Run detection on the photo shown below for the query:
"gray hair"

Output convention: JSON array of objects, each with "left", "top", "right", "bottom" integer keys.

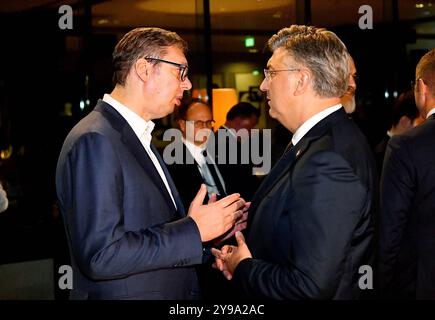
[{"left": 267, "top": 25, "right": 350, "bottom": 98}]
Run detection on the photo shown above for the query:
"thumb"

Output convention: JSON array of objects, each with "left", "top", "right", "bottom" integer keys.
[
  {"left": 235, "top": 231, "right": 246, "bottom": 247},
  {"left": 190, "top": 184, "right": 207, "bottom": 210}
]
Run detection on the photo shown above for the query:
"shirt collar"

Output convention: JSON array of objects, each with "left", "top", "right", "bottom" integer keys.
[
  {"left": 183, "top": 138, "right": 207, "bottom": 165},
  {"left": 292, "top": 104, "right": 342, "bottom": 146},
  {"left": 103, "top": 94, "right": 155, "bottom": 143},
  {"left": 222, "top": 125, "right": 237, "bottom": 138},
  {"left": 426, "top": 107, "right": 435, "bottom": 119}
]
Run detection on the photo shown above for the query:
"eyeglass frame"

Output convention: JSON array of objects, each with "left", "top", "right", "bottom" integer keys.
[
  {"left": 182, "top": 119, "right": 215, "bottom": 128},
  {"left": 145, "top": 57, "right": 189, "bottom": 81},
  {"left": 263, "top": 68, "right": 301, "bottom": 81}
]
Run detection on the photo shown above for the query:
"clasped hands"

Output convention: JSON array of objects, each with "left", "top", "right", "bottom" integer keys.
[{"left": 188, "top": 184, "right": 252, "bottom": 279}]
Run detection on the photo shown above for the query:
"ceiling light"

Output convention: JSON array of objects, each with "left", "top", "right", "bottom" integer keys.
[{"left": 97, "top": 19, "right": 109, "bottom": 25}]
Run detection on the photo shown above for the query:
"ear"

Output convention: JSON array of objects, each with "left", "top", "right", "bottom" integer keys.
[
  {"left": 134, "top": 58, "right": 150, "bottom": 82},
  {"left": 293, "top": 69, "right": 310, "bottom": 96},
  {"left": 178, "top": 119, "right": 186, "bottom": 133},
  {"left": 398, "top": 115, "right": 412, "bottom": 129}
]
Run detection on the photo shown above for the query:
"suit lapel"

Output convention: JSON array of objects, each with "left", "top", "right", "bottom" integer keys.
[
  {"left": 95, "top": 100, "right": 182, "bottom": 215},
  {"left": 150, "top": 144, "right": 186, "bottom": 216},
  {"left": 247, "top": 108, "right": 347, "bottom": 228},
  {"left": 247, "top": 142, "right": 305, "bottom": 227}
]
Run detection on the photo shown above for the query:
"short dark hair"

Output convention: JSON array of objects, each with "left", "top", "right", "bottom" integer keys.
[
  {"left": 177, "top": 98, "right": 211, "bottom": 120},
  {"left": 112, "top": 27, "right": 187, "bottom": 86},
  {"left": 391, "top": 90, "right": 419, "bottom": 127},
  {"left": 226, "top": 102, "right": 260, "bottom": 121}
]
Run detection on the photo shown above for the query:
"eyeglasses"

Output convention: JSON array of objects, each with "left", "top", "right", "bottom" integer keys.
[
  {"left": 263, "top": 68, "right": 300, "bottom": 81},
  {"left": 145, "top": 57, "right": 189, "bottom": 81},
  {"left": 183, "top": 119, "right": 215, "bottom": 128}
]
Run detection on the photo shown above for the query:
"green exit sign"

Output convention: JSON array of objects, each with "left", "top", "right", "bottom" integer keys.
[{"left": 245, "top": 36, "right": 255, "bottom": 48}]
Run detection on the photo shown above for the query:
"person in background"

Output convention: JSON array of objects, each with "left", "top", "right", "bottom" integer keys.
[
  {"left": 216, "top": 102, "right": 262, "bottom": 201},
  {"left": 168, "top": 98, "right": 227, "bottom": 209},
  {"left": 0, "top": 182, "right": 8, "bottom": 213},
  {"left": 380, "top": 49, "right": 435, "bottom": 299},
  {"left": 341, "top": 55, "right": 358, "bottom": 115},
  {"left": 374, "top": 90, "right": 420, "bottom": 176}
]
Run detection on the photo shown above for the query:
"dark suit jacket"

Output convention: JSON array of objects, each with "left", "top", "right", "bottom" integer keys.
[
  {"left": 233, "top": 108, "right": 377, "bottom": 299},
  {"left": 374, "top": 134, "right": 390, "bottom": 178},
  {"left": 214, "top": 126, "right": 261, "bottom": 201},
  {"left": 56, "top": 100, "right": 203, "bottom": 300},
  {"left": 380, "top": 114, "right": 435, "bottom": 299}
]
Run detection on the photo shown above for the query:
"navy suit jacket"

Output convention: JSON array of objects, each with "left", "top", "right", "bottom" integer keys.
[
  {"left": 233, "top": 108, "right": 377, "bottom": 299},
  {"left": 380, "top": 114, "right": 435, "bottom": 299},
  {"left": 56, "top": 100, "right": 203, "bottom": 300}
]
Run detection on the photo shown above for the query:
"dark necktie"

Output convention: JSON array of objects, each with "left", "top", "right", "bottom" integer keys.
[
  {"left": 203, "top": 151, "right": 227, "bottom": 198},
  {"left": 284, "top": 141, "right": 294, "bottom": 154}
]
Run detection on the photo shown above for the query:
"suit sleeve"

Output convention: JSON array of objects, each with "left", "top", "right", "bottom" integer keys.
[
  {"left": 379, "top": 136, "right": 415, "bottom": 291},
  {"left": 57, "top": 133, "right": 203, "bottom": 280},
  {"left": 233, "top": 150, "right": 371, "bottom": 299}
]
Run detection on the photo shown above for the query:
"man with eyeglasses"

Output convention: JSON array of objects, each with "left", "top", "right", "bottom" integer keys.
[
  {"left": 380, "top": 49, "right": 435, "bottom": 299},
  {"left": 168, "top": 98, "right": 226, "bottom": 209},
  {"left": 212, "top": 25, "right": 377, "bottom": 299},
  {"left": 340, "top": 55, "right": 358, "bottom": 115},
  {"left": 167, "top": 98, "right": 246, "bottom": 300},
  {"left": 56, "top": 27, "right": 246, "bottom": 300}
]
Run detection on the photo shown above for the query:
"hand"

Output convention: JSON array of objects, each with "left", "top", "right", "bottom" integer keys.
[
  {"left": 213, "top": 202, "right": 250, "bottom": 246},
  {"left": 188, "top": 184, "right": 245, "bottom": 242},
  {"left": 212, "top": 231, "right": 252, "bottom": 280}
]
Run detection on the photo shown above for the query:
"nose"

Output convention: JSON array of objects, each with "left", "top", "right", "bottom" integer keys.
[
  {"left": 182, "top": 76, "right": 192, "bottom": 90},
  {"left": 260, "top": 78, "right": 268, "bottom": 92}
]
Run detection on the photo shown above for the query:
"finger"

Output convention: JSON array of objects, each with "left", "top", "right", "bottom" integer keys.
[
  {"left": 225, "top": 209, "right": 243, "bottom": 225},
  {"left": 215, "top": 258, "right": 224, "bottom": 271},
  {"left": 227, "top": 199, "right": 246, "bottom": 213},
  {"left": 223, "top": 270, "right": 233, "bottom": 280},
  {"left": 208, "top": 193, "right": 218, "bottom": 204},
  {"left": 235, "top": 231, "right": 246, "bottom": 247},
  {"left": 216, "top": 193, "right": 240, "bottom": 208},
  {"left": 234, "top": 222, "right": 247, "bottom": 232},
  {"left": 189, "top": 184, "right": 207, "bottom": 211},
  {"left": 242, "top": 202, "right": 251, "bottom": 212},
  {"left": 211, "top": 248, "right": 223, "bottom": 258},
  {"left": 237, "top": 211, "right": 248, "bottom": 223}
]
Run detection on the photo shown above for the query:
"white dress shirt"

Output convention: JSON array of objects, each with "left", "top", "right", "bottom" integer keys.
[
  {"left": 426, "top": 107, "right": 435, "bottom": 119},
  {"left": 103, "top": 94, "right": 177, "bottom": 209},
  {"left": 183, "top": 138, "right": 226, "bottom": 198},
  {"left": 292, "top": 104, "right": 343, "bottom": 146}
]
